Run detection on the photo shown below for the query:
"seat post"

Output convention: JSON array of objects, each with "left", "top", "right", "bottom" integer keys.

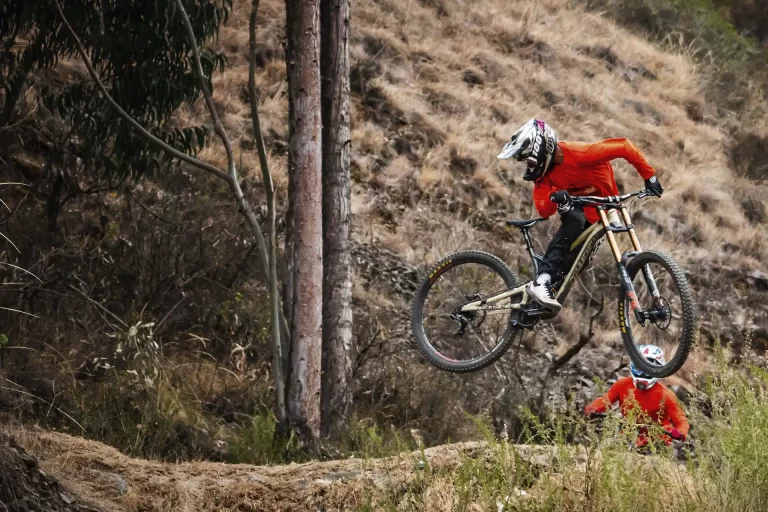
[{"left": 521, "top": 228, "right": 540, "bottom": 278}]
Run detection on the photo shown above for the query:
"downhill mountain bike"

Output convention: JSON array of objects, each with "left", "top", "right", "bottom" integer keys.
[{"left": 411, "top": 190, "right": 697, "bottom": 378}]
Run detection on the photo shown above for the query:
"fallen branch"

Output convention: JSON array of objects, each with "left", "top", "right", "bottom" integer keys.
[{"left": 536, "top": 295, "right": 605, "bottom": 410}]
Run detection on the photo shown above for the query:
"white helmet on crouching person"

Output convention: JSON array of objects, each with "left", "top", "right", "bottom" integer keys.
[{"left": 630, "top": 345, "right": 665, "bottom": 390}]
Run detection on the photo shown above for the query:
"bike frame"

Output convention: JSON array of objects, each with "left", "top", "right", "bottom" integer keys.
[{"left": 460, "top": 191, "right": 661, "bottom": 326}]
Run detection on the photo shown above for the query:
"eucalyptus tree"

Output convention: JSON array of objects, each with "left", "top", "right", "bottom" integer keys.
[{"left": 1, "top": 0, "right": 231, "bottom": 229}]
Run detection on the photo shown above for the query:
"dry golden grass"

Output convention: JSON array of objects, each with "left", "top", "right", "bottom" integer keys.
[
  {"left": 190, "top": 0, "right": 766, "bottom": 273},
  {"left": 177, "top": 0, "right": 768, "bottom": 382}
]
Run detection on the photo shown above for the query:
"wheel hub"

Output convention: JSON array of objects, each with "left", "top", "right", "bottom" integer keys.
[{"left": 651, "top": 296, "right": 672, "bottom": 329}]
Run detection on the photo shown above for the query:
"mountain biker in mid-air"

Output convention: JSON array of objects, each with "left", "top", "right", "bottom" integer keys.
[
  {"left": 584, "top": 345, "right": 690, "bottom": 448},
  {"left": 497, "top": 119, "right": 664, "bottom": 313}
]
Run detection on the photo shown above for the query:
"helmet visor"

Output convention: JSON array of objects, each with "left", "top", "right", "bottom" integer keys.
[
  {"left": 630, "top": 365, "right": 650, "bottom": 379},
  {"left": 497, "top": 139, "right": 527, "bottom": 160}
]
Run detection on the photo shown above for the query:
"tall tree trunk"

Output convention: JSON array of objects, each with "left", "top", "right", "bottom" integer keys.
[
  {"left": 285, "top": 0, "right": 323, "bottom": 440},
  {"left": 282, "top": 161, "right": 295, "bottom": 386},
  {"left": 320, "top": 0, "right": 353, "bottom": 436}
]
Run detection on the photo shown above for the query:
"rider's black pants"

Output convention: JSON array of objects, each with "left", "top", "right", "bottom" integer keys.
[{"left": 538, "top": 205, "right": 591, "bottom": 282}]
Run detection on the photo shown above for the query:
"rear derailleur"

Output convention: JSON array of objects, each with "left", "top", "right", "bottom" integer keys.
[{"left": 451, "top": 294, "right": 484, "bottom": 336}]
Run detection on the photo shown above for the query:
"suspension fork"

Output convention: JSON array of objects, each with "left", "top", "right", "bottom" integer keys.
[
  {"left": 619, "top": 206, "right": 662, "bottom": 302},
  {"left": 599, "top": 208, "right": 645, "bottom": 324}
]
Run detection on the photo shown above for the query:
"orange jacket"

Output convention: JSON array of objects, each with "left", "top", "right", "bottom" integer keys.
[
  {"left": 584, "top": 377, "right": 690, "bottom": 446},
  {"left": 533, "top": 139, "right": 656, "bottom": 224}
]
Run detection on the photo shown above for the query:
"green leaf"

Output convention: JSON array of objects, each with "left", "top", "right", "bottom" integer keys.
[{"left": 0, "top": 334, "right": 9, "bottom": 347}]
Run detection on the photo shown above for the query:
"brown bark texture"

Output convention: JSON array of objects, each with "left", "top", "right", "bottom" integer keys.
[
  {"left": 285, "top": 0, "right": 323, "bottom": 439},
  {"left": 320, "top": 0, "right": 353, "bottom": 435}
]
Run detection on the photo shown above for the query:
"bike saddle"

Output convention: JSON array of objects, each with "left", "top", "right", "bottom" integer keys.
[{"left": 506, "top": 217, "right": 547, "bottom": 228}]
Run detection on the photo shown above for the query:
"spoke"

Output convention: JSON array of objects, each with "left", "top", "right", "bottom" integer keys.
[
  {"left": 443, "top": 269, "right": 468, "bottom": 302},
  {"left": 452, "top": 267, "right": 469, "bottom": 298},
  {"left": 420, "top": 261, "right": 511, "bottom": 362}
]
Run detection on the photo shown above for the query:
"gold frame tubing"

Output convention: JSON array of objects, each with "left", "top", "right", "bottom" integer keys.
[
  {"left": 599, "top": 209, "right": 623, "bottom": 263},
  {"left": 620, "top": 206, "right": 643, "bottom": 251}
]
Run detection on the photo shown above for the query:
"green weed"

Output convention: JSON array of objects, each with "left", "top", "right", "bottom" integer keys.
[
  {"left": 354, "top": 347, "right": 768, "bottom": 511},
  {"left": 226, "top": 409, "right": 302, "bottom": 465}
]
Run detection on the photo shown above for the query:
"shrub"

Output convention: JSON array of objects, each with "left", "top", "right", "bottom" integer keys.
[
  {"left": 585, "top": 0, "right": 757, "bottom": 64},
  {"left": 227, "top": 410, "right": 302, "bottom": 464},
  {"left": 353, "top": 346, "right": 768, "bottom": 511}
]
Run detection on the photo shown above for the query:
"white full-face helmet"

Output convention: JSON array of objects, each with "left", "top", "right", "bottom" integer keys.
[
  {"left": 629, "top": 345, "right": 665, "bottom": 390},
  {"left": 497, "top": 119, "right": 558, "bottom": 182}
]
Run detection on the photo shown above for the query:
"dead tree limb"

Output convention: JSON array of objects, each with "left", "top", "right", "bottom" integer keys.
[{"left": 536, "top": 296, "right": 605, "bottom": 410}]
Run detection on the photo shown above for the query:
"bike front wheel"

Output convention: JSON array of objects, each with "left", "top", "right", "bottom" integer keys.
[
  {"left": 619, "top": 250, "right": 697, "bottom": 377},
  {"left": 411, "top": 250, "right": 520, "bottom": 373}
]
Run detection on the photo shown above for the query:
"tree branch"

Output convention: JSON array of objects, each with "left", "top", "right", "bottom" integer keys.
[
  {"left": 174, "top": 0, "right": 236, "bottom": 175},
  {"left": 50, "top": 0, "right": 229, "bottom": 181},
  {"left": 176, "top": 0, "right": 290, "bottom": 339},
  {"left": 536, "top": 296, "right": 605, "bottom": 410},
  {"left": 67, "top": 284, "right": 128, "bottom": 330},
  {"left": 53, "top": 0, "right": 292, "bottom": 388},
  {"left": 249, "top": 0, "right": 287, "bottom": 425}
]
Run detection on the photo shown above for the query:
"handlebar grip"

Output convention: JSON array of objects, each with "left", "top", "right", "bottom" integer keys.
[{"left": 550, "top": 190, "right": 570, "bottom": 204}]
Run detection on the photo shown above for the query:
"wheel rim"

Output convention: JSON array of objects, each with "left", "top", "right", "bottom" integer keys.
[
  {"left": 420, "top": 262, "right": 512, "bottom": 364},
  {"left": 625, "top": 262, "right": 685, "bottom": 365}
]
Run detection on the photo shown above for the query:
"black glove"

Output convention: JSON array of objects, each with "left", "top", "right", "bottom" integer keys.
[
  {"left": 644, "top": 175, "right": 664, "bottom": 197},
  {"left": 666, "top": 427, "right": 685, "bottom": 441},
  {"left": 550, "top": 190, "right": 572, "bottom": 213}
]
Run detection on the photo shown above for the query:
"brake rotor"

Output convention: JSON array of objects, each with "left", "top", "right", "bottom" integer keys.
[{"left": 655, "top": 296, "right": 672, "bottom": 330}]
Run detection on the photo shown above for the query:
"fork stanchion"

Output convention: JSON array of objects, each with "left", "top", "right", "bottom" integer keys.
[
  {"left": 620, "top": 206, "right": 643, "bottom": 251},
  {"left": 599, "top": 209, "right": 623, "bottom": 262}
]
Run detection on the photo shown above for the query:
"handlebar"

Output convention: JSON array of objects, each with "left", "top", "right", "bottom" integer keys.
[{"left": 551, "top": 190, "right": 651, "bottom": 207}]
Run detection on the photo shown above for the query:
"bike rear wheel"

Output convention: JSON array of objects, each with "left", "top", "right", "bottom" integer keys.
[
  {"left": 619, "top": 250, "right": 697, "bottom": 377},
  {"left": 411, "top": 251, "right": 520, "bottom": 373}
]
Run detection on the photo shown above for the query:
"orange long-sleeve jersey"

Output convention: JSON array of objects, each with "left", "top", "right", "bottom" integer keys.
[
  {"left": 533, "top": 139, "right": 656, "bottom": 224},
  {"left": 584, "top": 377, "right": 690, "bottom": 446}
]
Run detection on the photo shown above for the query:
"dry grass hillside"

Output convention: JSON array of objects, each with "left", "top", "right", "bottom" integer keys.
[
  {"left": 194, "top": 0, "right": 768, "bottom": 427},
  {"left": 219, "top": 0, "right": 768, "bottom": 316},
  {"left": 2, "top": 0, "right": 768, "bottom": 463},
  {"left": 228, "top": 0, "right": 766, "bottom": 265}
]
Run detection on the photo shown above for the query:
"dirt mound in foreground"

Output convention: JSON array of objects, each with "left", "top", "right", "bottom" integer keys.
[
  {"left": 9, "top": 427, "right": 693, "bottom": 512},
  {"left": 10, "top": 427, "right": 487, "bottom": 511},
  {"left": 0, "top": 434, "right": 98, "bottom": 512}
]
